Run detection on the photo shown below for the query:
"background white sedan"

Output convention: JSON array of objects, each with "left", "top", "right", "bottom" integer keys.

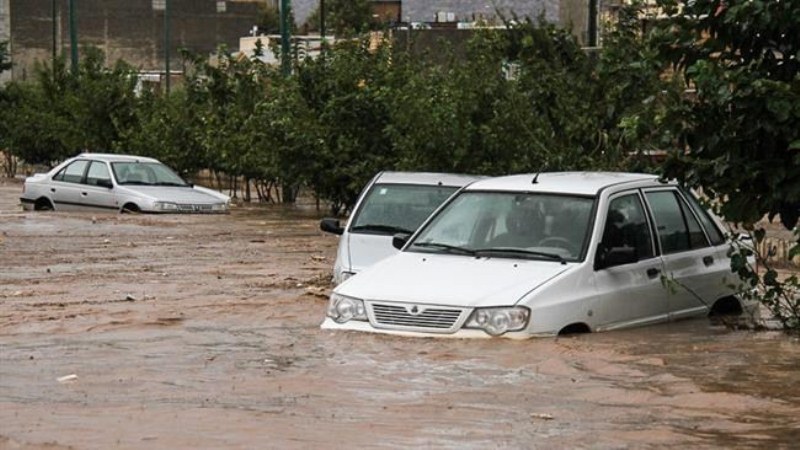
[{"left": 20, "top": 153, "right": 230, "bottom": 214}]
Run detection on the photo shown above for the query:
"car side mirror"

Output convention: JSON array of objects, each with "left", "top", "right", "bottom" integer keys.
[
  {"left": 97, "top": 179, "right": 113, "bottom": 189},
  {"left": 595, "top": 245, "right": 637, "bottom": 270},
  {"left": 320, "top": 218, "right": 344, "bottom": 235},
  {"left": 392, "top": 232, "right": 411, "bottom": 250}
]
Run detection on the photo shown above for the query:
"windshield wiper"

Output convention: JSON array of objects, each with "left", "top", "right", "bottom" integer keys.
[
  {"left": 351, "top": 224, "right": 413, "bottom": 234},
  {"left": 474, "top": 247, "right": 566, "bottom": 263},
  {"left": 154, "top": 182, "right": 189, "bottom": 187},
  {"left": 412, "top": 241, "right": 476, "bottom": 256},
  {"left": 120, "top": 181, "right": 152, "bottom": 186}
]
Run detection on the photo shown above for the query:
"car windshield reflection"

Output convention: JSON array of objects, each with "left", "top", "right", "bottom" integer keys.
[
  {"left": 350, "top": 184, "right": 458, "bottom": 235},
  {"left": 410, "top": 192, "right": 595, "bottom": 262},
  {"left": 111, "top": 162, "right": 189, "bottom": 187}
]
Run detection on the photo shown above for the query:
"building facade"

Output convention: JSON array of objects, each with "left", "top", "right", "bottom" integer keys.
[
  {"left": 8, "top": 0, "right": 261, "bottom": 81},
  {"left": 290, "top": 0, "right": 594, "bottom": 45}
]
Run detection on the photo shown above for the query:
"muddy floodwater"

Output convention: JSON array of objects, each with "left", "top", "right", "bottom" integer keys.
[{"left": 1, "top": 180, "right": 799, "bottom": 449}]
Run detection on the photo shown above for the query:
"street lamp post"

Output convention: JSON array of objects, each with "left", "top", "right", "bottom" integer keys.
[
  {"left": 320, "top": 0, "right": 325, "bottom": 40},
  {"left": 68, "top": 0, "right": 78, "bottom": 73},
  {"left": 165, "top": 0, "right": 171, "bottom": 93},
  {"left": 280, "top": 0, "right": 291, "bottom": 76}
]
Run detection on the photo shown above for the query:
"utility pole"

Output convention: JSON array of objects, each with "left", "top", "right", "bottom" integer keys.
[
  {"left": 165, "top": 0, "right": 171, "bottom": 93},
  {"left": 52, "top": 0, "right": 57, "bottom": 72},
  {"left": 319, "top": 0, "right": 325, "bottom": 40},
  {"left": 280, "top": 0, "right": 291, "bottom": 76},
  {"left": 588, "top": 0, "right": 598, "bottom": 47},
  {"left": 68, "top": 0, "right": 78, "bottom": 73}
]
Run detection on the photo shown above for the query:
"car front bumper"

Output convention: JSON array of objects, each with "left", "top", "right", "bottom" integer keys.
[{"left": 320, "top": 317, "right": 535, "bottom": 339}]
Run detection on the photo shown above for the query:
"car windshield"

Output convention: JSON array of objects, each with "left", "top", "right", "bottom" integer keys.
[
  {"left": 111, "top": 162, "right": 189, "bottom": 186},
  {"left": 350, "top": 184, "right": 459, "bottom": 235},
  {"left": 409, "top": 192, "right": 595, "bottom": 262}
]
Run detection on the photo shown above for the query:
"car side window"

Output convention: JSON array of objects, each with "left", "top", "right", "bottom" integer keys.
[
  {"left": 681, "top": 189, "right": 726, "bottom": 246},
  {"left": 645, "top": 190, "right": 709, "bottom": 254},
  {"left": 58, "top": 160, "right": 89, "bottom": 184},
  {"left": 602, "top": 194, "right": 654, "bottom": 260},
  {"left": 85, "top": 161, "right": 112, "bottom": 186}
]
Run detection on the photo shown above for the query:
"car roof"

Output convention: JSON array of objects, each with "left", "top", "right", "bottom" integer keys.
[
  {"left": 75, "top": 153, "right": 161, "bottom": 164},
  {"left": 465, "top": 172, "right": 662, "bottom": 196},
  {"left": 374, "top": 171, "right": 482, "bottom": 187}
]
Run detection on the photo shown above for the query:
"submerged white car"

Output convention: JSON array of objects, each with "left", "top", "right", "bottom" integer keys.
[
  {"left": 20, "top": 153, "right": 230, "bottom": 214},
  {"left": 320, "top": 171, "right": 481, "bottom": 285},
  {"left": 322, "top": 172, "right": 745, "bottom": 338}
]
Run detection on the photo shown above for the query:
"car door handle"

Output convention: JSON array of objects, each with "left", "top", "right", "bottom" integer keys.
[
  {"left": 703, "top": 256, "right": 714, "bottom": 266},
  {"left": 50, "top": 188, "right": 56, "bottom": 193},
  {"left": 81, "top": 192, "right": 88, "bottom": 196},
  {"left": 646, "top": 268, "right": 660, "bottom": 279}
]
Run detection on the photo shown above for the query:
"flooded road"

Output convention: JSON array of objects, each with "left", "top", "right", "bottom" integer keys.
[{"left": 1, "top": 180, "right": 799, "bottom": 449}]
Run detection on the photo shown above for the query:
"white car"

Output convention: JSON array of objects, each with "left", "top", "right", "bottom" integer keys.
[
  {"left": 322, "top": 172, "right": 745, "bottom": 338},
  {"left": 320, "top": 171, "right": 481, "bottom": 285},
  {"left": 20, "top": 153, "right": 230, "bottom": 213}
]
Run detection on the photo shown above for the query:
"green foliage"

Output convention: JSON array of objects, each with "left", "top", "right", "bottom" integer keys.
[
  {"left": 296, "top": 37, "right": 398, "bottom": 212},
  {"left": 729, "top": 230, "right": 800, "bottom": 332},
  {"left": 325, "top": 0, "right": 374, "bottom": 37},
  {"left": 3, "top": 48, "right": 138, "bottom": 166},
  {"left": 652, "top": 0, "right": 800, "bottom": 229},
  {"left": 256, "top": 2, "right": 281, "bottom": 34}
]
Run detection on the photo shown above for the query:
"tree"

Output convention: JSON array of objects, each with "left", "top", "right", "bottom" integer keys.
[
  {"left": 326, "top": 0, "right": 374, "bottom": 37},
  {"left": 256, "top": 2, "right": 281, "bottom": 34},
  {"left": 296, "top": 37, "right": 399, "bottom": 212},
  {"left": 653, "top": 0, "right": 800, "bottom": 229}
]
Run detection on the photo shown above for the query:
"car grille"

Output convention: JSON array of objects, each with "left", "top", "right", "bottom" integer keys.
[{"left": 370, "top": 303, "right": 465, "bottom": 332}]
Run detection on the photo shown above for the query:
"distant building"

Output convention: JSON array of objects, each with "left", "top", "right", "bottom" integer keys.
[
  {"left": 8, "top": 0, "right": 261, "bottom": 82},
  {"left": 289, "top": 0, "right": 600, "bottom": 46}
]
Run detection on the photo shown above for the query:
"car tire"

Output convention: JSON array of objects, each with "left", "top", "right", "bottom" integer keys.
[
  {"left": 121, "top": 203, "right": 141, "bottom": 214},
  {"left": 34, "top": 198, "right": 54, "bottom": 211}
]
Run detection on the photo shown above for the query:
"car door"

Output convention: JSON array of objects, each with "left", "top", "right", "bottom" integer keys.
[
  {"left": 50, "top": 159, "right": 90, "bottom": 211},
  {"left": 591, "top": 191, "right": 669, "bottom": 330},
  {"left": 79, "top": 160, "right": 118, "bottom": 212},
  {"left": 643, "top": 189, "right": 725, "bottom": 320}
]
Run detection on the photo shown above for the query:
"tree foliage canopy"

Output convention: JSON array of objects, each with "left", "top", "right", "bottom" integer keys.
[{"left": 653, "top": 0, "right": 800, "bottom": 228}]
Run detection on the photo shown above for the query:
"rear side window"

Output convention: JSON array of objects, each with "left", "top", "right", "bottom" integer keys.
[
  {"left": 646, "top": 190, "right": 709, "bottom": 254},
  {"left": 54, "top": 160, "right": 89, "bottom": 184},
  {"left": 86, "top": 161, "right": 112, "bottom": 186},
  {"left": 681, "top": 189, "right": 726, "bottom": 246}
]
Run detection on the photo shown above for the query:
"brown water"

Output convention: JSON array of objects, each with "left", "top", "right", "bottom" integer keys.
[{"left": 1, "top": 180, "right": 799, "bottom": 449}]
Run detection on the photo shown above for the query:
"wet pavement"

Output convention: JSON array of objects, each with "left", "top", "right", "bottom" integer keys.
[{"left": 1, "top": 180, "right": 799, "bottom": 449}]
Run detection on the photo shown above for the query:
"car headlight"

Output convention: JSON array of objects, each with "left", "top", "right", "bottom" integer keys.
[
  {"left": 210, "top": 202, "right": 228, "bottom": 212},
  {"left": 327, "top": 293, "right": 367, "bottom": 324},
  {"left": 465, "top": 306, "right": 530, "bottom": 336},
  {"left": 153, "top": 201, "right": 178, "bottom": 211}
]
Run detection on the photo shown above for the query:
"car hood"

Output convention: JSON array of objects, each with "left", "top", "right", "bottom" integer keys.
[
  {"left": 347, "top": 233, "right": 397, "bottom": 273},
  {"left": 338, "top": 251, "right": 574, "bottom": 308},
  {"left": 119, "top": 186, "right": 226, "bottom": 203}
]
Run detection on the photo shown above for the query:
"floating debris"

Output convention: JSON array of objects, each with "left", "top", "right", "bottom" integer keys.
[{"left": 57, "top": 374, "right": 78, "bottom": 383}]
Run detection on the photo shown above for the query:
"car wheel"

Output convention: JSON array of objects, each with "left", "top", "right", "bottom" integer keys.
[
  {"left": 121, "top": 203, "right": 141, "bottom": 214},
  {"left": 558, "top": 323, "right": 591, "bottom": 336},
  {"left": 34, "top": 198, "right": 54, "bottom": 211}
]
